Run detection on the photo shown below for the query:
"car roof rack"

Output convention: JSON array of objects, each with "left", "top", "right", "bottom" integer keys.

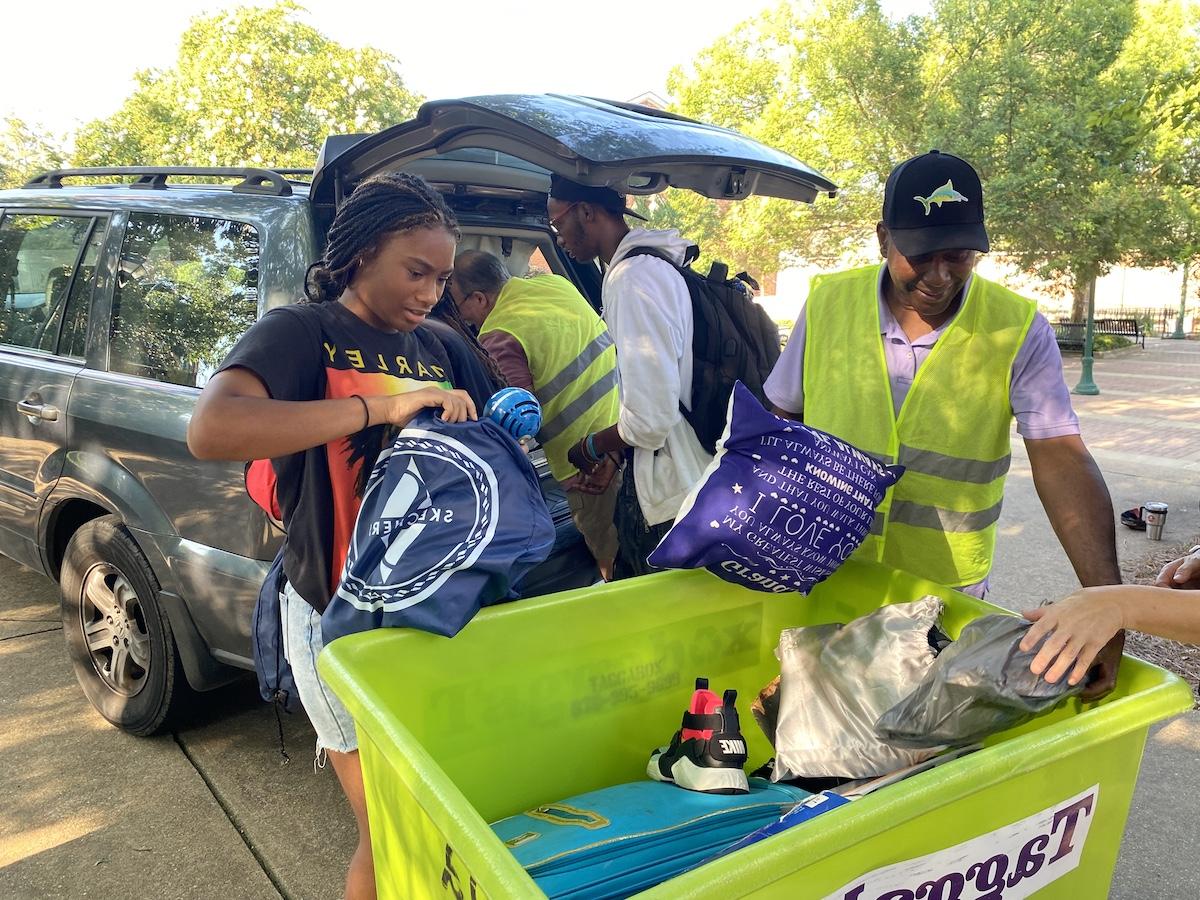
[
  {"left": 273, "top": 168, "right": 315, "bottom": 184},
  {"left": 23, "top": 166, "right": 303, "bottom": 197}
]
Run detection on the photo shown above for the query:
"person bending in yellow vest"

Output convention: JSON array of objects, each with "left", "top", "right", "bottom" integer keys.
[
  {"left": 449, "top": 250, "right": 622, "bottom": 580},
  {"left": 765, "top": 150, "right": 1124, "bottom": 698}
]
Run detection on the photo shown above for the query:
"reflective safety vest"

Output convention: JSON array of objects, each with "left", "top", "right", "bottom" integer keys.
[
  {"left": 803, "top": 265, "right": 1036, "bottom": 587},
  {"left": 481, "top": 274, "right": 619, "bottom": 482}
]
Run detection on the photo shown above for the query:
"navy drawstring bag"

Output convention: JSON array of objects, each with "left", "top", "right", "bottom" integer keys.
[
  {"left": 247, "top": 305, "right": 322, "bottom": 718},
  {"left": 251, "top": 546, "right": 302, "bottom": 717},
  {"left": 321, "top": 410, "right": 556, "bottom": 643}
]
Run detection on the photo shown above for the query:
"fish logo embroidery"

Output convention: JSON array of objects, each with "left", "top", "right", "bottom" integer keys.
[{"left": 913, "top": 179, "right": 969, "bottom": 215}]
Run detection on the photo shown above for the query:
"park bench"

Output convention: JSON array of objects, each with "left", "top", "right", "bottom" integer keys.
[{"left": 1054, "top": 318, "right": 1146, "bottom": 351}]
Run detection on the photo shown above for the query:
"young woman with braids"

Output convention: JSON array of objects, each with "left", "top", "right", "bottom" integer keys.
[{"left": 189, "top": 171, "right": 474, "bottom": 899}]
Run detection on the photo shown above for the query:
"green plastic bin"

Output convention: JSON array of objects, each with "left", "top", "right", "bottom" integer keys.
[{"left": 319, "top": 560, "right": 1192, "bottom": 900}]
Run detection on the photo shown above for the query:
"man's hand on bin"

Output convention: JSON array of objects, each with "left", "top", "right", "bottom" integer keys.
[
  {"left": 1155, "top": 546, "right": 1200, "bottom": 590},
  {"left": 1077, "top": 632, "right": 1124, "bottom": 700}
]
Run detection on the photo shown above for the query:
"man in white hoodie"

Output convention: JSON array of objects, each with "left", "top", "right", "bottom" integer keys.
[{"left": 551, "top": 176, "right": 713, "bottom": 578}]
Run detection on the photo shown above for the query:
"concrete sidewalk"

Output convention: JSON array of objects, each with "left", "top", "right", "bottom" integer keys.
[
  {"left": 1029, "top": 338, "right": 1200, "bottom": 900},
  {"left": 990, "top": 338, "right": 1200, "bottom": 609},
  {"left": 1, "top": 339, "right": 1196, "bottom": 899}
]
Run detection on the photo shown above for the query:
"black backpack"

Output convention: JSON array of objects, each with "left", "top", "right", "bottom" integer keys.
[{"left": 624, "top": 246, "right": 781, "bottom": 454}]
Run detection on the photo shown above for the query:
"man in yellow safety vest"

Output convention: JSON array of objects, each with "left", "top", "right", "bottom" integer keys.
[
  {"left": 766, "top": 150, "right": 1124, "bottom": 697},
  {"left": 450, "top": 250, "right": 621, "bottom": 580}
]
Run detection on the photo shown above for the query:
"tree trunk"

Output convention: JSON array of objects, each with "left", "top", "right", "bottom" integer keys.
[
  {"left": 1179, "top": 260, "right": 1192, "bottom": 337},
  {"left": 1070, "top": 278, "right": 1089, "bottom": 321}
]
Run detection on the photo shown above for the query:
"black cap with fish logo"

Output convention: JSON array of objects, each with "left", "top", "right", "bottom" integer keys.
[{"left": 882, "top": 149, "right": 990, "bottom": 257}]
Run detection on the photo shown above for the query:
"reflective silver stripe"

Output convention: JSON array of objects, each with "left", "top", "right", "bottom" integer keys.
[
  {"left": 898, "top": 446, "right": 1011, "bottom": 484},
  {"left": 536, "top": 330, "right": 614, "bottom": 407},
  {"left": 539, "top": 370, "right": 619, "bottom": 444},
  {"left": 889, "top": 499, "right": 1004, "bottom": 533},
  {"left": 869, "top": 512, "right": 885, "bottom": 535},
  {"left": 864, "top": 451, "right": 896, "bottom": 466}
]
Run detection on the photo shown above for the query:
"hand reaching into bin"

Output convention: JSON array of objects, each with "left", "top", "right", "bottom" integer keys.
[
  {"left": 1022, "top": 546, "right": 1200, "bottom": 690},
  {"left": 1156, "top": 544, "right": 1200, "bottom": 590}
]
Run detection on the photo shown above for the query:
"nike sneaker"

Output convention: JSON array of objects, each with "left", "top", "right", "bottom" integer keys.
[{"left": 647, "top": 677, "right": 749, "bottom": 795}]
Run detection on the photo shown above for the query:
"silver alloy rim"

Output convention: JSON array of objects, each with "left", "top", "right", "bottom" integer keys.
[{"left": 79, "top": 563, "right": 151, "bottom": 695}]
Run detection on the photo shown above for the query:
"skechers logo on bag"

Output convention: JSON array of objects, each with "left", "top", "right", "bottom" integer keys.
[
  {"left": 336, "top": 430, "right": 498, "bottom": 613},
  {"left": 364, "top": 457, "right": 455, "bottom": 576}
]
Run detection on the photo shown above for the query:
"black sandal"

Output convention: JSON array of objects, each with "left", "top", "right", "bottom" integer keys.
[{"left": 1120, "top": 508, "right": 1147, "bottom": 531}]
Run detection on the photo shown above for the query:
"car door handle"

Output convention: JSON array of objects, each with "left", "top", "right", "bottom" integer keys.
[{"left": 17, "top": 398, "right": 60, "bottom": 422}]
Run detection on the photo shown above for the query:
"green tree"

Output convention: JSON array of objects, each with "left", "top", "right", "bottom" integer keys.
[
  {"left": 1106, "top": 1, "right": 1200, "bottom": 319},
  {"left": 662, "top": 0, "right": 1200, "bottom": 311},
  {"left": 920, "top": 0, "right": 1147, "bottom": 318},
  {"left": 0, "top": 117, "right": 65, "bottom": 188},
  {"left": 73, "top": 1, "right": 422, "bottom": 170},
  {"left": 666, "top": 1, "right": 926, "bottom": 272}
]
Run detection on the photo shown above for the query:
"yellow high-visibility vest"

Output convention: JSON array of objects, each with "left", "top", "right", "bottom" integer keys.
[
  {"left": 803, "top": 265, "right": 1036, "bottom": 586},
  {"left": 481, "top": 274, "right": 619, "bottom": 481}
]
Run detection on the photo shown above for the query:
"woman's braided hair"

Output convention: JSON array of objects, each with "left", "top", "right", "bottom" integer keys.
[
  {"left": 430, "top": 289, "right": 510, "bottom": 391},
  {"left": 304, "top": 171, "right": 460, "bottom": 304}
]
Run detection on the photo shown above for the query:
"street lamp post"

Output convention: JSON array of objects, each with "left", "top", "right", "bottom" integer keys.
[{"left": 1073, "top": 275, "right": 1100, "bottom": 395}]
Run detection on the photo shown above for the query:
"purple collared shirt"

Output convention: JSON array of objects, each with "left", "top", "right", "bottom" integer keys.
[{"left": 763, "top": 265, "right": 1080, "bottom": 596}]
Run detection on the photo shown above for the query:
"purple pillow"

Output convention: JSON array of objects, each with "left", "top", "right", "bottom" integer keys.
[{"left": 648, "top": 383, "right": 903, "bottom": 593}]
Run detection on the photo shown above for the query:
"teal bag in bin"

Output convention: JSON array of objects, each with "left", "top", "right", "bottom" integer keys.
[{"left": 491, "top": 778, "right": 810, "bottom": 899}]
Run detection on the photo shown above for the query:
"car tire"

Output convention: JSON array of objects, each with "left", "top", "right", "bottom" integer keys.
[{"left": 59, "top": 515, "right": 186, "bottom": 735}]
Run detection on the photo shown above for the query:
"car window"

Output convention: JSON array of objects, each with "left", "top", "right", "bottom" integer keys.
[
  {"left": 110, "top": 212, "right": 260, "bottom": 387},
  {"left": 0, "top": 213, "right": 94, "bottom": 352},
  {"left": 37, "top": 218, "right": 107, "bottom": 357},
  {"left": 527, "top": 247, "right": 552, "bottom": 275}
]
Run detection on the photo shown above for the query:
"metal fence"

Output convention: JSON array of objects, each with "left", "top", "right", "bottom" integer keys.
[{"left": 1070, "top": 307, "right": 1200, "bottom": 337}]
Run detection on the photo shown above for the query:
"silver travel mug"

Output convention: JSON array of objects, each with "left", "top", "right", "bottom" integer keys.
[{"left": 1143, "top": 502, "right": 1169, "bottom": 541}]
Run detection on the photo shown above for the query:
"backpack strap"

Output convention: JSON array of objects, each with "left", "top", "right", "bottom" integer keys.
[
  {"left": 622, "top": 244, "right": 700, "bottom": 270},
  {"left": 619, "top": 246, "right": 698, "bottom": 421}
]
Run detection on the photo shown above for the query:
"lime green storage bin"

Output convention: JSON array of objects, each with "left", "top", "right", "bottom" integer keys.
[{"left": 318, "top": 561, "right": 1192, "bottom": 900}]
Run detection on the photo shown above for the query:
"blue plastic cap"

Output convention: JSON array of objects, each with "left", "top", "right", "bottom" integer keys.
[{"left": 483, "top": 387, "right": 542, "bottom": 441}]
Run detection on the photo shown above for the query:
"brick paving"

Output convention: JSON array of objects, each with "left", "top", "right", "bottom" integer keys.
[{"left": 1062, "top": 339, "right": 1200, "bottom": 471}]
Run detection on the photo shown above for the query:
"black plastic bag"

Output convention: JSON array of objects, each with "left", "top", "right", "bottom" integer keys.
[{"left": 875, "top": 614, "right": 1083, "bottom": 748}]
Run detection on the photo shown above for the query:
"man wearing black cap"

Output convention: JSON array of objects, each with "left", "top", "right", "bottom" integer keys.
[
  {"left": 766, "top": 150, "right": 1123, "bottom": 695},
  {"left": 552, "top": 176, "right": 714, "bottom": 578}
]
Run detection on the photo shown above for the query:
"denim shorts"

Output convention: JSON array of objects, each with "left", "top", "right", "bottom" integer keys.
[{"left": 280, "top": 581, "right": 357, "bottom": 754}]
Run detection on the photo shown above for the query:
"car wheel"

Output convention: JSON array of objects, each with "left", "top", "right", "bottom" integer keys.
[{"left": 60, "top": 515, "right": 185, "bottom": 735}]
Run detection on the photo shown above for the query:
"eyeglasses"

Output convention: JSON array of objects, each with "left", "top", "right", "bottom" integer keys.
[
  {"left": 449, "top": 284, "right": 476, "bottom": 310},
  {"left": 548, "top": 202, "right": 579, "bottom": 235}
]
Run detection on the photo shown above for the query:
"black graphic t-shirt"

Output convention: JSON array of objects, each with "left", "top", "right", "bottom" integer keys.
[{"left": 219, "top": 300, "right": 456, "bottom": 613}]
